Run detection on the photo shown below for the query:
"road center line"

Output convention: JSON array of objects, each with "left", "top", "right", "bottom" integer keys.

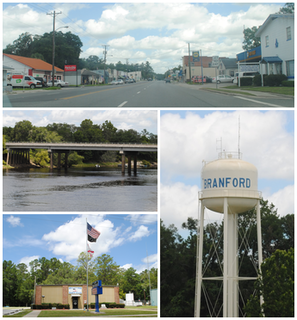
[
  {"left": 61, "top": 87, "right": 118, "bottom": 100},
  {"left": 137, "top": 91, "right": 141, "bottom": 94},
  {"left": 118, "top": 101, "right": 128, "bottom": 107},
  {"left": 234, "top": 96, "right": 284, "bottom": 107}
]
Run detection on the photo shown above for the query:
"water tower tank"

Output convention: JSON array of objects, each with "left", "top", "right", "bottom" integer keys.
[{"left": 200, "top": 152, "right": 261, "bottom": 213}]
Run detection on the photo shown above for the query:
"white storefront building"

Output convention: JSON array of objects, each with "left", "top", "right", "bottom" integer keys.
[{"left": 255, "top": 14, "right": 294, "bottom": 79}]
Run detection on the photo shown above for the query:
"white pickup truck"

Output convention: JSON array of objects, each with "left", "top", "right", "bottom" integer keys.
[{"left": 7, "top": 74, "right": 42, "bottom": 89}]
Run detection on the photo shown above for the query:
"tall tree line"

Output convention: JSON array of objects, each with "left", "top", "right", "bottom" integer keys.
[
  {"left": 161, "top": 199, "right": 294, "bottom": 317},
  {"left": 3, "top": 253, "right": 157, "bottom": 307},
  {"left": 3, "top": 32, "right": 155, "bottom": 78},
  {"left": 3, "top": 119, "right": 157, "bottom": 165}
]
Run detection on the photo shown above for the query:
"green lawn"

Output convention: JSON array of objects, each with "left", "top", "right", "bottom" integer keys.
[
  {"left": 38, "top": 308, "right": 157, "bottom": 317},
  {"left": 223, "top": 85, "right": 294, "bottom": 96}
]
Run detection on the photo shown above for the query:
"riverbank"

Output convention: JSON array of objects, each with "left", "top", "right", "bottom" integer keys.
[{"left": 3, "top": 161, "right": 157, "bottom": 170}]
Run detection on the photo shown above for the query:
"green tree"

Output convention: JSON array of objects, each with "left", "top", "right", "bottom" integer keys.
[
  {"left": 278, "top": 2, "right": 294, "bottom": 13},
  {"left": 31, "top": 150, "right": 50, "bottom": 167},
  {"left": 3, "top": 32, "right": 33, "bottom": 56},
  {"left": 3, "top": 260, "right": 18, "bottom": 306},
  {"left": 121, "top": 267, "right": 143, "bottom": 300},
  {"left": 242, "top": 26, "right": 261, "bottom": 50},
  {"left": 94, "top": 254, "right": 121, "bottom": 285},
  {"left": 13, "top": 120, "right": 33, "bottom": 141},
  {"left": 245, "top": 248, "right": 294, "bottom": 317}
]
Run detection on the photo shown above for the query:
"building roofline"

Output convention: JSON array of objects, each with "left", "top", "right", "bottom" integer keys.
[{"left": 255, "top": 13, "right": 294, "bottom": 37}]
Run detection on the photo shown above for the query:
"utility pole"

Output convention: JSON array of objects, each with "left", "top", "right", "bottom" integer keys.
[
  {"left": 102, "top": 44, "right": 110, "bottom": 84},
  {"left": 188, "top": 43, "right": 191, "bottom": 84},
  {"left": 47, "top": 11, "right": 62, "bottom": 86}
]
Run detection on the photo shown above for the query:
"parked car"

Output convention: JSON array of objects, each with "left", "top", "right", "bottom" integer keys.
[
  {"left": 48, "top": 79, "right": 69, "bottom": 87},
  {"left": 233, "top": 71, "right": 260, "bottom": 84},
  {"left": 147, "top": 78, "right": 152, "bottom": 81},
  {"left": 165, "top": 78, "right": 171, "bottom": 83},
  {"left": 110, "top": 80, "right": 118, "bottom": 85},
  {"left": 212, "top": 75, "right": 234, "bottom": 84},
  {"left": 117, "top": 79, "right": 124, "bottom": 85},
  {"left": 35, "top": 77, "right": 48, "bottom": 87}
]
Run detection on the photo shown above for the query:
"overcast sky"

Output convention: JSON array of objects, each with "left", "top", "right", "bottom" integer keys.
[
  {"left": 2, "top": 109, "right": 157, "bottom": 134},
  {"left": 3, "top": 2, "right": 285, "bottom": 74},
  {"left": 160, "top": 110, "right": 294, "bottom": 231},
  {"left": 3, "top": 213, "right": 158, "bottom": 273}
]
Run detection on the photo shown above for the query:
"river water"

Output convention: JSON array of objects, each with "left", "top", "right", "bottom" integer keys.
[{"left": 3, "top": 167, "right": 157, "bottom": 211}]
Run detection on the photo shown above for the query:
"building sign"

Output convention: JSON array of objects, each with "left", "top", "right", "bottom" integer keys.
[
  {"left": 192, "top": 51, "right": 200, "bottom": 62},
  {"left": 239, "top": 64, "right": 259, "bottom": 72},
  {"left": 69, "top": 287, "right": 82, "bottom": 294},
  {"left": 65, "top": 65, "right": 77, "bottom": 72}
]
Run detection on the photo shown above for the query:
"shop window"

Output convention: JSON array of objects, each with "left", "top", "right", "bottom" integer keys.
[
  {"left": 265, "top": 35, "right": 269, "bottom": 47},
  {"left": 275, "top": 63, "right": 282, "bottom": 74},
  {"left": 286, "top": 27, "right": 291, "bottom": 40}
]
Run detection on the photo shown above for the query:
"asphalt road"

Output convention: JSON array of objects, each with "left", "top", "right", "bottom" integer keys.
[{"left": 3, "top": 81, "right": 294, "bottom": 108}]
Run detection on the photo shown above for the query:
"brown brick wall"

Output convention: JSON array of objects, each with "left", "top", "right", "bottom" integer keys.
[
  {"left": 62, "top": 286, "right": 68, "bottom": 304},
  {"left": 83, "top": 285, "right": 87, "bottom": 305},
  {"left": 36, "top": 286, "right": 42, "bottom": 305},
  {"left": 114, "top": 287, "right": 120, "bottom": 304}
]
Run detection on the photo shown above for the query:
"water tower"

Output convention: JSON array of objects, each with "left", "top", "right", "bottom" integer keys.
[{"left": 195, "top": 151, "right": 263, "bottom": 317}]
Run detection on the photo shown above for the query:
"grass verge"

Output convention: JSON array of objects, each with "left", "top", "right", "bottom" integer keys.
[
  {"left": 38, "top": 308, "right": 157, "bottom": 317},
  {"left": 223, "top": 85, "right": 294, "bottom": 96}
]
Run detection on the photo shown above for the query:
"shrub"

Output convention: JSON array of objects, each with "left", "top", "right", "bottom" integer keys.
[
  {"left": 265, "top": 74, "right": 287, "bottom": 86},
  {"left": 239, "top": 77, "right": 253, "bottom": 86},
  {"left": 282, "top": 80, "right": 294, "bottom": 87},
  {"left": 253, "top": 74, "right": 263, "bottom": 86}
]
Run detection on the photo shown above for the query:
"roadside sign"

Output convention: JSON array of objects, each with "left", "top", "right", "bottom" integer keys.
[
  {"left": 193, "top": 51, "right": 200, "bottom": 62},
  {"left": 212, "top": 56, "right": 219, "bottom": 67}
]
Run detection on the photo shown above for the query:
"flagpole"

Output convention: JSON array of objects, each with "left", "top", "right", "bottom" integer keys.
[{"left": 86, "top": 218, "right": 89, "bottom": 312}]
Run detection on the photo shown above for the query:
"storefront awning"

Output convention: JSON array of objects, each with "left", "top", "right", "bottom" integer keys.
[{"left": 260, "top": 56, "right": 283, "bottom": 63}]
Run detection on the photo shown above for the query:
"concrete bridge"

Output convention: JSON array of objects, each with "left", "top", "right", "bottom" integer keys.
[{"left": 5, "top": 142, "right": 157, "bottom": 175}]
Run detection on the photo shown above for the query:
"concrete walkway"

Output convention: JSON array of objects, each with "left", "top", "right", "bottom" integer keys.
[{"left": 23, "top": 310, "right": 41, "bottom": 317}]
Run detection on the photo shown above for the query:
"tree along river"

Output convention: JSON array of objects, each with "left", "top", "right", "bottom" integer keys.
[{"left": 3, "top": 167, "right": 157, "bottom": 211}]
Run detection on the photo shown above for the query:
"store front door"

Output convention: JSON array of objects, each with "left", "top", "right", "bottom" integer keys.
[{"left": 72, "top": 297, "right": 78, "bottom": 309}]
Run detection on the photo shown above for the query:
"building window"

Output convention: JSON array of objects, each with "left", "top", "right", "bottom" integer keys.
[
  {"left": 286, "top": 60, "right": 294, "bottom": 78},
  {"left": 265, "top": 36, "right": 269, "bottom": 47},
  {"left": 286, "top": 27, "right": 291, "bottom": 40}
]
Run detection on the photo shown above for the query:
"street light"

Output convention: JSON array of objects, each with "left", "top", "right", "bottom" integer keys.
[{"left": 51, "top": 25, "right": 68, "bottom": 86}]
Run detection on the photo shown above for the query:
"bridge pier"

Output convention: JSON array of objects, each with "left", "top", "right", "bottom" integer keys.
[
  {"left": 123, "top": 151, "right": 138, "bottom": 176},
  {"left": 6, "top": 148, "right": 30, "bottom": 166}
]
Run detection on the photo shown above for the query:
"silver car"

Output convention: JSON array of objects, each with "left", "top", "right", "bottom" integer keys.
[{"left": 212, "top": 75, "right": 234, "bottom": 84}]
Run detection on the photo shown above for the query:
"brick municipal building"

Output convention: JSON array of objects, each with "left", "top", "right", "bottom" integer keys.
[{"left": 35, "top": 284, "right": 119, "bottom": 309}]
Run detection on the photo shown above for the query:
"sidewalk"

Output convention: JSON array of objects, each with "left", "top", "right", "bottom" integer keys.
[
  {"left": 175, "top": 81, "right": 293, "bottom": 98},
  {"left": 23, "top": 310, "right": 41, "bottom": 317}
]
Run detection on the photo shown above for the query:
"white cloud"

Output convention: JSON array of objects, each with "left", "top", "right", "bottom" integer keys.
[
  {"left": 264, "top": 185, "right": 294, "bottom": 217},
  {"left": 3, "top": 3, "right": 282, "bottom": 73},
  {"left": 161, "top": 111, "right": 294, "bottom": 182},
  {"left": 121, "top": 263, "right": 133, "bottom": 270},
  {"left": 19, "top": 255, "right": 40, "bottom": 268},
  {"left": 6, "top": 215, "right": 23, "bottom": 227},
  {"left": 161, "top": 182, "right": 199, "bottom": 229},
  {"left": 161, "top": 111, "right": 294, "bottom": 230},
  {"left": 42, "top": 215, "right": 126, "bottom": 261},
  {"left": 129, "top": 225, "right": 150, "bottom": 241}
]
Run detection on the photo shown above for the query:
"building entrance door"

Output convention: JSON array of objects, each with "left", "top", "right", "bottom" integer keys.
[{"left": 72, "top": 297, "right": 78, "bottom": 309}]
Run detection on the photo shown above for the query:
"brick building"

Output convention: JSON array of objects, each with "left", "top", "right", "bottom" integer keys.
[{"left": 35, "top": 284, "right": 119, "bottom": 309}]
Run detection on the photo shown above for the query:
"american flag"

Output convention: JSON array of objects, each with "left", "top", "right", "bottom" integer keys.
[{"left": 87, "top": 222, "right": 100, "bottom": 242}]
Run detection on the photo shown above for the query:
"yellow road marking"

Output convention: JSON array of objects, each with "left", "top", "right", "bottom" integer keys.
[{"left": 61, "top": 87, "right": 119, "bottom": 100}]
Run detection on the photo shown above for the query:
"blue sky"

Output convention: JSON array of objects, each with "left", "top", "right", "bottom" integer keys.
[
  {"left": 3, "top": 214, "right": 158, "bottom": 273},
  {"left": 3, "top": 2, "right": 286, "bottom": 73},
  {"left": 2, "top": 109, "right": 158, "bottom": 135},
  {"left": 160, "top": 110, "right": 294, "bottom": 229}
]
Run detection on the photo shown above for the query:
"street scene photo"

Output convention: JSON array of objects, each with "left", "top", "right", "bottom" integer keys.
[{"left": 3, "top": 3, "right": 294, "bottom": 107}]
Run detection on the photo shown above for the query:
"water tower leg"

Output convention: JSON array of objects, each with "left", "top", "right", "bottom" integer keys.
[
  {"left": 195, "top": 201, "right": 204, "bottom": 317},
  {"left": 223, "top": 197, "right": 228, "bottom": 317},
  {"left": 256, "top": 200, "right": 264, "bottom": 310}
]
